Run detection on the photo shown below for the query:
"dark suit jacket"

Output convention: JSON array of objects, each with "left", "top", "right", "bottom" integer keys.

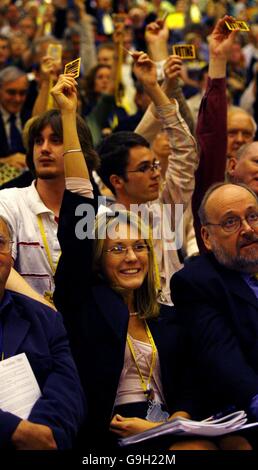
[
  {"left": 0, "top": 290, "right": 85, "bottom": 449},
  {"left": 0, "top": 109, "right": 30, "bottom": 158},
  {"left": 171, "top": 253, "right": 258, "bottom": 416},
  {"left": 54, "top": 191, "right": 195, "bottom": 449}
]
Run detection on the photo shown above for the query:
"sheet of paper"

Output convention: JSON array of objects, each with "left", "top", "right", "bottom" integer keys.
[{"left": 0, "top": 353, "right": 41, "bottom": 419}]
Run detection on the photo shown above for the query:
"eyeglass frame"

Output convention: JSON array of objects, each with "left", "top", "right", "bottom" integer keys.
[
  {"left": 126, "top": 160, "right": 161, "bottom": 174},
  {"left": 0, "top": 236, "right": 14, "bottom": 254},
  {"left": 203, "top": 212, "right": 258, "bottom": 233},
  {"left": 104, "top": 243, "right": 150, "bottom": 255}
]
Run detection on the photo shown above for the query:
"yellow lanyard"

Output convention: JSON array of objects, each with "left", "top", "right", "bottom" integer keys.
[
  {"left": 127, "top": 321, "right": 157, "bottom": 399},
  {"left": 47, "top": 77, "right": 54, "bottom": 110},
  {"left": 37, "top": 214, "right": 58, "bottom": 275},
  {"left": 115, "top": 39, "right": 123, "bottom": 106}
]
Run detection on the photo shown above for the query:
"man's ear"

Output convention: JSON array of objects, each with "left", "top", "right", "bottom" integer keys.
[
  {"left": 201, "top": 226, "right": 212, "bottom": 251},
  {"left": 109, "top": 174, "right": 124, "bottom": 193},
  {"left": 227, "top": 157, "right": 237, "bottom": 177}
]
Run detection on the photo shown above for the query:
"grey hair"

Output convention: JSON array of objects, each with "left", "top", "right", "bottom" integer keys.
[
  {"left": 235, "top": 141, "right": 258, "bottom": 161},
  {"left": 32, "top": 35, "right": 60, "bottom": 56},
  {"left": 0, "top": 66, "right": 27, "bottom": 87},
  {"left": 0, "top": 216, "right": 13, "bottom": 239},
  {"left": 227, "top": 106, "right": 257, "bottom": 136},
  {"left": 198, "top": 182, "right": 258, "bottom": 225}
]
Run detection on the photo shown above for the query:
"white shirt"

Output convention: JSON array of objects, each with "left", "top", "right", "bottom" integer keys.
[{"left": 0, "top": 181, "right": 60, "bottom": 296}]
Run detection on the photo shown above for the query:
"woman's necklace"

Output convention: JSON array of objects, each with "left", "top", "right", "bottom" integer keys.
[{"left": 129, "top": 312, "right": 139, "bottom": 317}]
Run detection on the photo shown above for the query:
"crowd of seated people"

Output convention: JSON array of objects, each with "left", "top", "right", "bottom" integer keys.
[{"left": 0, "top": 0, "right": 258, "bottom": 456}]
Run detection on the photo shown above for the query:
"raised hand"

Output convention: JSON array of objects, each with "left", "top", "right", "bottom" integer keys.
[
  {"left": 145, "top": 19, "right": 169, "bottom": 62},
  {"left": 209, "top": 15, "right": 240, "bottom": 60},
  {"left": 132, "top": 51, "right": 157, "bottom": 89},
  {"left": 145, "top": 19, "right": 169, "bottom": 45},
  {"left": 50, "top": 74, "right": 78, "bottom": 113},
  {"left": 41, "top": 55, "right": 61, "bottom": 83},
  {"left": 164, "top": 55, "right": 183, "bottom": 88}
]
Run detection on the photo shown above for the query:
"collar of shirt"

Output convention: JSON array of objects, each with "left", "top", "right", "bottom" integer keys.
[
  {"left": 27, "top": 180, "right": 56, "bottom": 217},
  {"left": 242, "top": 273, "right": 258, "bottom": 299}
]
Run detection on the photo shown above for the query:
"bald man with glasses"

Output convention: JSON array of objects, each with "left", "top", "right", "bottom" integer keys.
[{"left": 171, "top": 182, "right": 258, "bottom": 446}]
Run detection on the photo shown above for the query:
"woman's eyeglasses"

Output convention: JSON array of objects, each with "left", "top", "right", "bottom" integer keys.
[{"left": 104, "top": 243, "right": 149, "bottom": 255}]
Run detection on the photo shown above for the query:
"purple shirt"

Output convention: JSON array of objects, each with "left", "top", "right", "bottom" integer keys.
[{"left": 242, "top": 274, "right": 258, "bottom": 299}]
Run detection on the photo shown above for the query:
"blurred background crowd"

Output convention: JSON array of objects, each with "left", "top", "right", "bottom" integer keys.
[{"left": 0, "top": 0, "right": 257, "bottom": 185}]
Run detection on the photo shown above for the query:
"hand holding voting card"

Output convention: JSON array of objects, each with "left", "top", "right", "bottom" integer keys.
[
  {"left": 0, "top": 353, "right": 41, "bottom": 419},
  {"left": 119, "top": 410, "right": 258, "bottom": 447}
]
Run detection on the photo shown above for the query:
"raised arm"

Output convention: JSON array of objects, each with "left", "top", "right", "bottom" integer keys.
[
  {"left": 136, "top": 19, "right": 194, "bottom": 140},
  {"left": 145, "top": 19, "right": 169, "bottom": 64},
  {"left": 75, "top": 0, "right": 97, "bottom": 76},
  {"left": 134, "top": 52, "right": 198, "bottom": 211},
  {"left": 192, "top": 15, "right": 240, "bottom": 251},
  {"left": 51, "top": 75, "right": 96, "bottom": 312},
  {"left": 51, "top": 74, "right": 89, "bottom": 180},
  {"left": 32, "top": 55, "right": 61, "bottom": 117},
  {"left": 132, "top": 51, "right": 170, "bottom": 107}
]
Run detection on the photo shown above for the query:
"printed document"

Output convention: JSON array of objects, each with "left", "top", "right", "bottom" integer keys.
[{"left": 0, "top": 353, "right": 41, "bottom": 419}]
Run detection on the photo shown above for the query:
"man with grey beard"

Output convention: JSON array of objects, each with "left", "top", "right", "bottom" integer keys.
[{"left": 171, "top": 182, "right": 258, "bottom": 441}]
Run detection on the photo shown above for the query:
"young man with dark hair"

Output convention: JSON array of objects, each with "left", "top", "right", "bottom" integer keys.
[{"left": 0, "top": 109, "right": 99, "bottom": 302}]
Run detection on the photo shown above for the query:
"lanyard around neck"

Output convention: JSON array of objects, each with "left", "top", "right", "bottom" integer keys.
[
  {"left": 127, "top": 321, "right": 157, "bottom": 400},
  {"left": 37, "top": 214, "right": 57, "bottom": 274}
]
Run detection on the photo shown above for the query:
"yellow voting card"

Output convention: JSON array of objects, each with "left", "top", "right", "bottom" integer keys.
[
  {"left": 64, "top": 58, "right": 81, "bottom": 78},
  {"left": 225, "top": 20, "right": 250, "bottom": 32},
  {"left": 47, "top": 43, "right": 62, "bottom": 62},
  {"left": 172, "top": 44, "right": 196, "bottom": 59}
]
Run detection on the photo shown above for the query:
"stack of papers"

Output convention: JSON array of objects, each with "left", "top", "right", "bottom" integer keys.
[{"left": 119, "top": 410, "right": 258, "bottom": 447}]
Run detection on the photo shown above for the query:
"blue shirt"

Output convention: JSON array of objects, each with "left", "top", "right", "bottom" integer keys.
[{"left": 242, "top": 274, "right": 258, "bottom": 299}]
